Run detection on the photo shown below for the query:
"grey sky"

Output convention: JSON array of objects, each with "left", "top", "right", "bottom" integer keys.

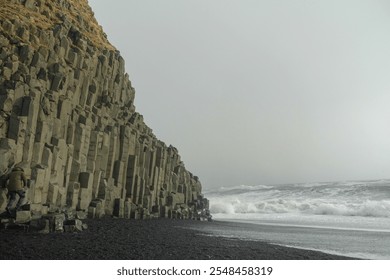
[{"left": 88, "top": 0, "right": 390, "bottom": 189}]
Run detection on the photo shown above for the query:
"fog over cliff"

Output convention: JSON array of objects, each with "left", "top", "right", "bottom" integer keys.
[{"left": 89, "top": 0, "right": 390, "bottom": 188}]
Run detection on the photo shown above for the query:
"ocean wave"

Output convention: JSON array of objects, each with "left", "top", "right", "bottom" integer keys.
[
  {"left": 208, "top": 180, "right": 390, "bottom": 218},
  {"left": 210, "top": 198, "right": 390, "bottom": 218},
  {"left": 205, "top": 184, "right": 274, "bottom": 196}
]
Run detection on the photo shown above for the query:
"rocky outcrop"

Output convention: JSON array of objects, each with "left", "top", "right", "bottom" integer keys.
[{"left": 0, "top": 0, "right": 210, "bottom": 225}]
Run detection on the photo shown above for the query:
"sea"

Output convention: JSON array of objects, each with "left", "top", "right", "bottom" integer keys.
[{"left": 203, "top": 179, "right": 390, "bottom": 260}]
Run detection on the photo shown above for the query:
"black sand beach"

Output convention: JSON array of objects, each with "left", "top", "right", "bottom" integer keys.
[{"left": 0, "top": 218, "right": 357, "bottom": 260}]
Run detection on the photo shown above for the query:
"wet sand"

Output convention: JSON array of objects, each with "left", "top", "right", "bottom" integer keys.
[{"left": 0, "top": 218, "right": 356, "bottom": 260}]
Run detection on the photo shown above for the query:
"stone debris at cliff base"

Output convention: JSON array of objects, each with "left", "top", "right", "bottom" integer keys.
[{"left": 0, "top": 205, "right": 88, "bottom": 233}]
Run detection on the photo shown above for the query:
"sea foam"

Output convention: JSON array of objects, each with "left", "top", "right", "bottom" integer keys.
[{"left": 206, "top": 180, "right": 390, "bottom": 218}]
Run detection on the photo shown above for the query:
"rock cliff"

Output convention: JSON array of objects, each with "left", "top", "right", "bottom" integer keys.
[{"left": 0, "top": 0, "right": 210, "bottom": 224}]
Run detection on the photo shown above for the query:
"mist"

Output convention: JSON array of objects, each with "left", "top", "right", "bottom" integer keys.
[{"left": 88, "top": 0, "right": 390, "bottom": 189}]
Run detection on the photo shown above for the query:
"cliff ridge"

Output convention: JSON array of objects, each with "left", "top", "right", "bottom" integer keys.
[{"left": 0, "top": 0, "right": 210, "bottom": 228}]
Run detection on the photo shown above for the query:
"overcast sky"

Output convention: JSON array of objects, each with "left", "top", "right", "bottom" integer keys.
[{"left": 88, "top": 0, "right": 390, "bottom": 189}]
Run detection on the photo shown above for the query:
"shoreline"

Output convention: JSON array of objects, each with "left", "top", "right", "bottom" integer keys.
[
  {"left": 0, "top": 218, "right": 358, "bottom": 260},
  {"left": 197, "top": 218, "right": 390, "bottom": 260}
]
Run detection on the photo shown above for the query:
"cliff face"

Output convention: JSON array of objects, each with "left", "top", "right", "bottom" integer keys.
[{"left": 0, "top": 0, "right": 209, "bottom": 221}]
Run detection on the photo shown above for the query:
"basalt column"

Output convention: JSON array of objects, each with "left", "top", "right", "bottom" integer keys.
[{"left": 0, "top": 0, "right": 209, "bottom": 220}]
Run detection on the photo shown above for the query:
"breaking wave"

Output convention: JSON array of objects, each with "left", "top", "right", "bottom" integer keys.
[
  {"left": 207, "top": 180, "right": 390, "bottom": 219},
  {"left": 210, "top": 198, "right": 390, "bottom": 218}
]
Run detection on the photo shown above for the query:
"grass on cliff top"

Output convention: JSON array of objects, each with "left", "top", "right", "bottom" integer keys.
[{"left": 0, "top": 0, "right": 114, "bottom": 50}]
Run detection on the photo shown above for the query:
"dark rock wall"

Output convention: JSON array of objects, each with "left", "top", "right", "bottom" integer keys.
[{"left": 0, "top": 0, "right": 209, "bottom": 220}]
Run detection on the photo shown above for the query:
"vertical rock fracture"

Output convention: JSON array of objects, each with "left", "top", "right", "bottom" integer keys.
[{"left": 0, "top": 0, "right": 210, "bottom": 227}]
